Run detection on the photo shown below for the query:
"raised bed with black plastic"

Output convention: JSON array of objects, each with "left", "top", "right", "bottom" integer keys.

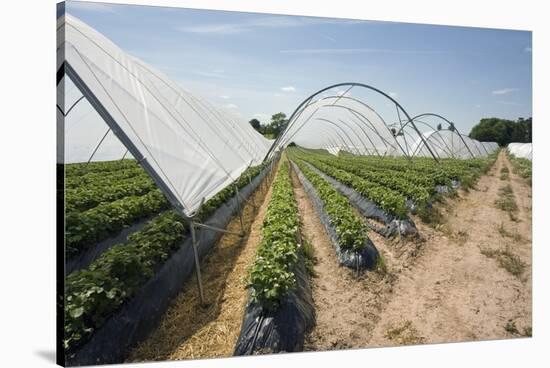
[
  {"left": 234, "top": 252, "right": 315, "bottom": 355},
  {"left": 300, "top": 161, "right": 418, "bottom": 238},
  {"left": 66, "top": 164, "right": 271, "bottom": 366},
  {"left": 234, "top": 158, "right": 315, "bottom": 355},
  {"left": 290, "top": 161, "right": 379, "bottom": 270},
  {"left": 65, "top": 213, "right": 159, "bottom": 275}
]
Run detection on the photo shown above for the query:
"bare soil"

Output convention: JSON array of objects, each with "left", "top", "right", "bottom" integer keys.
[
  {"left": 293, "top": 150, "right": 532, "bottom": 351},
  {"left": 367, "top": 150, "right": 532, "bottom": 346},
  {"left": 127, "top": 170, "right": 275, "bottom": 362}
]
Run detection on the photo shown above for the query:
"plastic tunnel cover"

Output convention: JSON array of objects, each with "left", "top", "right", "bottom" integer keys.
[{"left": 57, "top": 14, "right": 271, "bottom": 217}]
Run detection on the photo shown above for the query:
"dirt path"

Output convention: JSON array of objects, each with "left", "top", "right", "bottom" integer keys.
[
  {"left": 127, "top": 171, "right": 275, "bottom": 362},
  {"left": 367, "top": 150, "right": 532, "bottom": 346},
  {"left": 290, "top": 168, "right": 412, "bottom": 351}
]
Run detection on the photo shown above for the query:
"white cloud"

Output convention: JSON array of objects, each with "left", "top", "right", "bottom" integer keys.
[
  {"left": 219, "top": 95, "right": 230, "bottom": 99},
  {"left": 281, "top": 86, "right": 296, "bottom": 92},
  {"left": 475, "top": 104, "right": 481, "bottom": 108},
  {"left": 224, "top": 103, "right": 238, "bottom": 109},
  {"left": 388, "top": 92, "right": 398, "bottom": 99},
  {"left": 492, "top": 88, "right": 519, "bottom": 95},
  {"left": 176, "top": 16, "right": 363, "bottom": 34},
  {"left": 524, "top": 46, "right": 532, "bottom": 53}
]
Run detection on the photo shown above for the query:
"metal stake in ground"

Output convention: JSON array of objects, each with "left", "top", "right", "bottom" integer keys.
[
  {"left": 234, "top": 185, "right": 245, "bottom": 235},
  {"left": 189, "top": 221, "right": 206, "bottom": 306}
]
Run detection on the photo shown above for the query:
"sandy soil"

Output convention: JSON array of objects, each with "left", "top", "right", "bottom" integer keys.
[
  {"left": 292, "top": 151, "right": 531, "bottom": 351},
  {"left": 367, "top": 150, "right": 532, "bottom": 346},
  {"left": 127, "top": 169, "right": 275, "bottom": 362}
]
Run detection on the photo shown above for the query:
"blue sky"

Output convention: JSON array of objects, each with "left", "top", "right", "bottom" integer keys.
[{"left": 66, "top": 1, "right": 532, "bottom": 134}]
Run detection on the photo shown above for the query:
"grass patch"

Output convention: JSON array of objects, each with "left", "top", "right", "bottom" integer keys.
[
  {"left": 418, "top": 205, "right": 444, "bottom": 226},
  {"left": 384, "top": 320, "right": 425, "bottom": 345},
  {"left": 375, "top": 253, "right": 388, "bottom": 276},
  {"left": 505, "top": 320, "right": 519, "bottom": 335},
  {"left": 508, "top": 153, "right": 532, "bottom": 185},
  {"left": 480, "top": 247, "right": 526, "bottom": 278},
  {"left": 497, "top": 223, "right": 523, "bottom": 242},
  {"left": 504, "top": 321, "right": 531, "bottom": 337},
  {"left": 500, "top": 166, "right": 509, "bottom": 181},
  {"left": 494, "top": 184, "right": 518, "bottom": 220}
]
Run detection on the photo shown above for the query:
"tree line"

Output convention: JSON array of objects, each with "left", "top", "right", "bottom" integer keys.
[
  {"left": 468, "top": 117, "right": 532, "bottom": 146},
  {"left": 249, "top": 112, "right": 287, "bottom": 139},
  {"left": 249, "top": 113, "right": 532, "bottom": 148}
]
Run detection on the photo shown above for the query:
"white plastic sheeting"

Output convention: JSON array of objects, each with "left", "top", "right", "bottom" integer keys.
[
  {"left": 57, "top": 14, "right": 271, "bottom": 216},
  {"left": 400, "top": 132, "right": 498, "bottom": 159},
  {"left": 507, "top": 143, "right": 532, "bottom": 160},
  {"left": 278, "top": 96, "right": 497, "bottom": 159},
  {"left": 270, "top": 84, "right": 499, "bottom": 160},
  {"left": 409, "top": 131, "right": 465, "bottom": 158},
  {"left": 278, "top": 95, "right": 405, "bottom": 157}
]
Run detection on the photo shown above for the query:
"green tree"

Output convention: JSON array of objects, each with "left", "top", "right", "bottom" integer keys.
[
  {"left": 469, "top": 117, "right": 532, "bottom": 146},
  {"left": 269, "top": 112, "right": 287, "bottom": 136},
  {"left": 249, "top": 118, "right": 261, "bottom": 132}
]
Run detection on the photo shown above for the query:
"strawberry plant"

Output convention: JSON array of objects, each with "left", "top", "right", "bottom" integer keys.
[
  {"left": 64, "top": 163, "right": 268, "bottom": 352},
  {"left": 249, "top": 158, "right": 300, "bottom": 310},
  {"left": 291, "top": 158, "right": 369, "bottom": 251}
]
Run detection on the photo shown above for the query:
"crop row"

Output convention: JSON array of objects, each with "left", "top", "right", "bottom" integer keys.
[
  {"left": 296, "top": 152, "right": 434, "bottom": 205},
  {"left": 65, "top": 163, "right": 267, "bottom": 352},
  {"left": 291, "top": 159, "right": 369, "bottom": 251},
  {"left": 338, "top": 150, "right": 487, "bottom": 187},
  {"left": 507, "top": 153, "right": 532, "bottom": 184},
  {"left": 293, "top": 155, "right": 409, "bottom": 218},
  {"left": 66, "top": 175, "right": 158, "bottom": 215},
  {"left": 249, "top": 158, "right": 300, "bottom": 310},
  {"left": 65, "top": 159, "right": 139, "bottom": 177},
  {"left": 65, "top": 166, "right": 147, "bottom": 188},
  {"left": 65, "top": 190, "right": 170, "bottom": 258}
]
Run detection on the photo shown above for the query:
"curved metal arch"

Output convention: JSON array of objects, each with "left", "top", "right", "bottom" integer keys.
[
  {"left": 309, "top": 124, "right": 352, "bottom": 153},
  {"left": 396, "top": 112, "right": 476, "bottom": 159},
  {"left": 414, "top": 120, "right": 462, "bottom": 159},
  {"left": 320, "top": 95, "right": 408, "bottom": 157},
  {"left": 278, "top": 96, "right": 407, "bottom": 159},
  {"left": 314, "top": 118, "right": 363, "bottom": 155},
  {"left": 412, "top": 129, "right": 459, "bottom": 159},
  {"left": 264, "top": 82, "right": 439, "bottom": 162}
]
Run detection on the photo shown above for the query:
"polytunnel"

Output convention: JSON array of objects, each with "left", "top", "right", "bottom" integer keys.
[
  {"left": 57, "top": 13, "right": 272, "bottom": 218},
  {"left": 507, "top": 143, "right": 532, "bottom": 160},
  {"left": 267, "top": 83, "right": 439, "bottom": 161}
]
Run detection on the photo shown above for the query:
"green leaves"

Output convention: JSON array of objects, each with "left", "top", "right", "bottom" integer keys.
[
  {"left": 289, "top": 148, "right": 493, "bottom": 218},
  {"left": 249, "top": 159, "right": 300, "bottom": 310},
  {"left": 291, "top": 159, "right": 368, "bottom": 251},
  {"left": 64, "top": 162, "right": 268, "bottom": 352},
  {"left": 65, "top": 190, "right": 171, "bottom": 258}
]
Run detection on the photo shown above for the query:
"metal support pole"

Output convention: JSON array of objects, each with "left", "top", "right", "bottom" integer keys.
[
  {"left": 248, "top": 174, "right": 256, "bottom": 207},
  {"left": 189, "top": 221, "right": 206, "bottom": 306},
  {"left": 86, "top": 127, "right": 111, "bottom": 166},
  {"left": 234, "top": 185, "right": 245, "bottom": 235}
]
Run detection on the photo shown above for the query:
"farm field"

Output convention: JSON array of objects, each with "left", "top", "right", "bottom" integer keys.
[
  {"left": 63, "top": 146, "right": 531, "bottom": 362},
  {"left": 54, "top": 9, "right": 537, "bottom": 368}
]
